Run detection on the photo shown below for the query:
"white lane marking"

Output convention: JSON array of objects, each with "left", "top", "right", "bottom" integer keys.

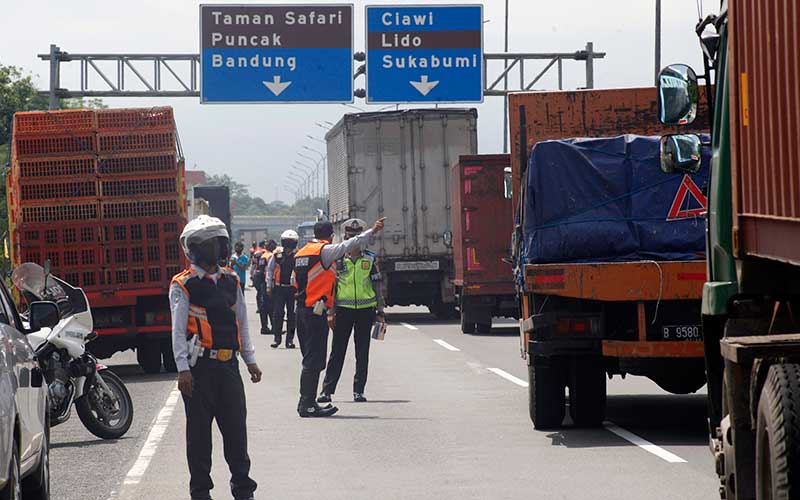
[
  {"left": 483, "top": 368, "right": 687, "bottom": 464},
  {"left": 122, "top": 388, "right": 182, "bottom": 486},
  {"left": 400, "top": 322, "right": 418, "bottom": 331},
  {"left": 487, "top": 367, "right": 529, "bottom": 387},
  {"left": 604, "top": 423, "right": 687, "bottom": 463},
  {"left": 433, "top": 339, "right": 460, "bottom": 351}
]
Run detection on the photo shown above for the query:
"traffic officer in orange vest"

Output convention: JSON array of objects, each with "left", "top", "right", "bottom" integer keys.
[
  {"left": 292, "top": 217, "right": 385, "bottom": 417},
  {"left": 170, "top": 215, "right": 262, "bottom": 500}
]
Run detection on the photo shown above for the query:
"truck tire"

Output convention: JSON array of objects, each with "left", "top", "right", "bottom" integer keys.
[
  {"left": 161, "top": 341, "right": 178, "bottom": 373},
  {"left": 137, "top": 340, "right": 162, "bottom": 374},
  {"left": 477, "top": 320, "right": 492, "bottom": 335},
  {"left": 568, "top": 357, "right": 606, "bottom": 427},
  {"left": 460, "top": 312, "right": 476, "bottom": 334},
  {"left": 528, "top": 358, "right": 565, "bottom": 429},
  {"left": 755, "top": 363, "right": 800, "bottom": 500}
]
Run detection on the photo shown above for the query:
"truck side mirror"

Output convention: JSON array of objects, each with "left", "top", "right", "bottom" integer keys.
[
  {"left": 660, "top": 134, "right": 702, "bottom": 174},
  {"left": 28, "top": 301, "right": 60, "bottom": 332},
  {"left": 657, "top": 64, "right": 699, "bottom": 125},
  {"left": 503, "top": 167, "right": 513, "bottom": 200}
]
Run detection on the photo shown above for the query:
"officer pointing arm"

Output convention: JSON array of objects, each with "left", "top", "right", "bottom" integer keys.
[{"left": 320, "top": 217, "right": 385, "bottom": 268}]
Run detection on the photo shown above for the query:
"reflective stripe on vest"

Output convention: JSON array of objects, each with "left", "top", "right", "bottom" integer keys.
[
  {"left": 293, "top": 241, "right": 335, "bottom": 308},
  {"left": 171, "top": 268, "right": 242, "bottom": 351},
  {"left": 335, "top": 256, "right": 377, "bottom": 309}
]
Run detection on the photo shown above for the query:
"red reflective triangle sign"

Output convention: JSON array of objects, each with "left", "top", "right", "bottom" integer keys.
[{"left": 667, "top": 175, "right": 707, "bottom": 221}]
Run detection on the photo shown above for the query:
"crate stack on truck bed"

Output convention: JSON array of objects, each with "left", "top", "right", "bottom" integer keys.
[{"left": 9, "top": 107, "right": 187, "bottom": 373}]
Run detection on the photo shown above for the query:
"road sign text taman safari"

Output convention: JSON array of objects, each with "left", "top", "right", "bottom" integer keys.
[{"left": 200, "top": 4, "right": 353, "bottom": 103}]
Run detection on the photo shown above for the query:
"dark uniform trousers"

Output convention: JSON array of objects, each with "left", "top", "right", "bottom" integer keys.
[
  {"left": 272, "top": 286, "right": 296, "bottom": 344},
  {"left": 296, "top": 305, "right": 330, "bottom": 398},
  {"left": 323, "top": 307, "right": 376, "bottom": 395},
  {"left": 254, "top": 272, "right": 270, "bottom": 334},
  {"left": 183, "top": 357, "right": 257, "bottom": 500}
]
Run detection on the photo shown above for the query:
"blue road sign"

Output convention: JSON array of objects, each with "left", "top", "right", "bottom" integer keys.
[
  {"left": 365, "top": 4, "right": 483, "bottom": 104},
  {"left": 200, "top": 4, "right": 353, "bottom": 103}
]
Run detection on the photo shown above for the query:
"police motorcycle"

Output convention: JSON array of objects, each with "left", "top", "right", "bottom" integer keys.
[{"left": 12, "top": 262, "right": 134, "bottom": 440}]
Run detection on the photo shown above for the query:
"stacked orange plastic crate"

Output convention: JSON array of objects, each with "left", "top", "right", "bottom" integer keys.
[{"left": 10, "top": 107, "right": 187, "bottom": 293}]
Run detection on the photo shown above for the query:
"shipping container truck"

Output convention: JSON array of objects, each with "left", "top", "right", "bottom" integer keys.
[
  {"left": 326, "top": 109, "right": 478, "bottom": 317},
  {"left": 9, "top": 107, "right": 187, "bottom": 374},
  {"left": 509, "top": 88, "right": 712, "bottom": 429},
  {"left": 657, "top": 1, "right": 800, "bottom": 498},
  {"left": 450, "top": 154, "right": 518, "bottom": 333}
]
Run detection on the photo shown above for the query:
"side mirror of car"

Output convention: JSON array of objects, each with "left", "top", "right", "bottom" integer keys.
[
  {"left": 657, "top": 64, "right": 700, "bottom": 125},
  {"left": 660, "top": 134, "right": 703, "bottom": 174},
  {"left": 28, "top": 301, "right": 60, "bottom": 332}
]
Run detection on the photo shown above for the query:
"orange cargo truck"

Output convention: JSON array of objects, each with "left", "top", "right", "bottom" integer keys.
[{"left": 509, "top": 88, "right": 712, "bottom": 429}]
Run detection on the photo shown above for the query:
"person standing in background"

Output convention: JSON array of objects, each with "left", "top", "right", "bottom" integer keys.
[
  {"left": 230, "top": 241, "right": 249, "bottom": 293},
  {"left": 267, "top": 230, "right": 299, "bottom": 349},
  {"left": 253, "top": 240, "right": 276, "bottom": 335}
]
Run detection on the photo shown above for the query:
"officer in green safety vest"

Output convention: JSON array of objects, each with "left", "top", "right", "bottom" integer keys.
[{"left": 318, "top": 218, "right": 385, "bottom": 403}]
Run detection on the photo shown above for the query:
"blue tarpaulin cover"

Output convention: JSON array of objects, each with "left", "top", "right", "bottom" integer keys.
[{"left": 522, "top": 134, "right": 710, "bottom": 264}]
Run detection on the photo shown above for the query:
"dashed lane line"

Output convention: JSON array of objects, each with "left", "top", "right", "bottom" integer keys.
[
  {"left": 400, "top": 322, "right": 419, "bottom": 331},
  {"left": 486, "top": 367, "right": 688, "bottom": 464},
  {"left": 604, "top": 423, "right": 688, "bottom": 463},
  {"left": 487, "top": 367, "right": 529, "bottom": 387},
  {"left": 432, "top": 339, "right": 461, "bottom": 351}
]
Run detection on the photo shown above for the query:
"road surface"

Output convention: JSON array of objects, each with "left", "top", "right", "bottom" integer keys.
[{"left": 50, "top": 290, "right": 719, "bottom": 500}]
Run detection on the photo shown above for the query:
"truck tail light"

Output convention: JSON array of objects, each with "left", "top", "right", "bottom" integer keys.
[
  {"left": 145, "top": 311, "right": 170, "bottom": 325},
  {"left": 557, "top": 317, "right": 601, "bottom": 336}
]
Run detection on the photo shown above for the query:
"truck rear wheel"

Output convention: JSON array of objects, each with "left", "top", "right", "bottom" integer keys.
[
  {"left": 460, "top": 312, "right": 476, "bottom": 334},
  {"left": 528, "top": 358, "right": 565, "bottom": 429},
  {"left": 756, "top": 363, "right": 800, "bottom": 500},
  {"left": 476, "top": 322, "right": 492, "bottom": 334},
  {"left": 137, "top": 340, "right": 162, "bottom": 374},
  {"left": 568, "top": 357, "right": 606, "bottom": 427}
]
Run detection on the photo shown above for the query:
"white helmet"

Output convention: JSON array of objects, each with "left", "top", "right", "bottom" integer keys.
[
  {"left": 179, "top": 215, "right": 230, "bottom": 264},
  {"left": 281, "top": 229, "right": 299, "bottom": 241}
]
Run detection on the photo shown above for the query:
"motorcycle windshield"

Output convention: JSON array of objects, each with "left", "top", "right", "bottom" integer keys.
[
  {"left": 12, "top": 262, "right": 67, "bottom": 301},
  {"left": 12, "top": 263, "right": 88, "bottom": 316}
]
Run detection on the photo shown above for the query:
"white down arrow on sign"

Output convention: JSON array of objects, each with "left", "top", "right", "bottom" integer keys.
[
  {"left": 263, "top": 76, "right": 292, "bottom": 96},
  {"left": 409, "top": 75, "right": 440, "bottom": 96}
]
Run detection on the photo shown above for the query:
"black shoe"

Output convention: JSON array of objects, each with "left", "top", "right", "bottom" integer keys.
[
  {"left": 298, "top": 399, "right": 338, "bottom": 418},
  {"left": 270, "top": 342, "right": 280, "bottom": 348},
  {"left": 353, "top": 393, "right": 367, "bottom": 403},
  {"left": 317, "top": 393, "right": 331, "bottom": 403},
  {"left": 286, "top": 342, "right": 296, "bottom": 349}
]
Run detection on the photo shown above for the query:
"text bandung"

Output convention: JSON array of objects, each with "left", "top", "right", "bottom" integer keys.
[{"left": 212, "top": 54, "right": 297, "bottom": 71}]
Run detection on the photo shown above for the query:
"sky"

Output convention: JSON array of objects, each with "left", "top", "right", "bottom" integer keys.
[{"left": 1, "top": 0, "right": 716, "bottom": 202}]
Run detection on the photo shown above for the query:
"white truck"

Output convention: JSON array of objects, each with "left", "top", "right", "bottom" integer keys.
[{"left": 325, "top": 109, "right": 478, "bottom": 317}]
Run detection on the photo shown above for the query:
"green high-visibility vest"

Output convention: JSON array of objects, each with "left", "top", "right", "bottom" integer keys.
[{"left": 335, "top": 254, "right": 378, "bottom": 309}]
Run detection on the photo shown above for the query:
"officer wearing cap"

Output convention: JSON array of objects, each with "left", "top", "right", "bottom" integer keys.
[
  {"left": 267, "top": 230, "right": 299, "bottom": 349},
  {"left": 318, "top": 219, "right": 386, "bottom": 404},
  {"left": 170, "top": 215, "right": 262, "bottom": 500},
  {"left": 291, "top": 217, "right": 385, "bottom": 417}
]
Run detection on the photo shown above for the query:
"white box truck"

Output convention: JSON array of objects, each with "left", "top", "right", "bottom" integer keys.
[{"left": 325, "top": 109, "right": 478, "bottom": 318}]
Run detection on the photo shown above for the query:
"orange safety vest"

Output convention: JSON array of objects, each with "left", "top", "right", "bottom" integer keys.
[
  {"left": 293, "top": 241, "right": 336, "bottom": 308},
  {"left": 171, "top": 267, "right": 242, "bottom": 350}
]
